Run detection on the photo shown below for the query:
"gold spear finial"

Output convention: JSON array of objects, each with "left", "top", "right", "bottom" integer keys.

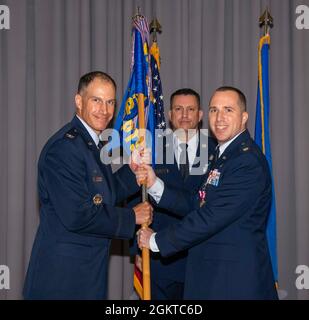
[
  {"left": 136, "top": 6, "right": 141, "bottom": 16},
  {"left": 259, "top": 7, "right": 274, "bottom": 35},
  {"left": 150, "top": 18, "right": 162, "bottom": 42},
  {"left": 133, "top": 6, "right": 143, "bottom": 21}
]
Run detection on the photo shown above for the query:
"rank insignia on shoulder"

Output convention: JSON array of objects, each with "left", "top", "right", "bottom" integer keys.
[
  {"left": 65, "top": 133, "right": 75, "bottom": 139},
  {"left": 93, "top": 194, "right": 103, "bottom": 205},
  {"left": 65, "top": 128, "right": 78, "bottom": 139}
]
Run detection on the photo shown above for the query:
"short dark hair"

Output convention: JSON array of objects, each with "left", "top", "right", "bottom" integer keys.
[
  {"left": 77, "top": 71, "right": 116, "bottom": 94},
  {"left": 212, "top": 86, "right": 247, "bottom": 112},
  {"left": 170, "top": 88, "right": 201, "bottom": 109}
]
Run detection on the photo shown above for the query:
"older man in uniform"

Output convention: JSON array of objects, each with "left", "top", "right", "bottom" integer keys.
[
  {"left": 137, "top": 86, "right": 278, "bottom": 300},
  {"left": 23, "top": 71, "right": 152, "bottom": 300}
]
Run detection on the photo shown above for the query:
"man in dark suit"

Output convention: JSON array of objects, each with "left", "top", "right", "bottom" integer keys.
[
  {"left": 23, "top": 71, "right": 152, "bottom": 300},
  {"left": 133, "top": 88, "right": 213, "bottom": 299},
  {"left": 137, "top": 86, "right": 278, "bottom": 300}
]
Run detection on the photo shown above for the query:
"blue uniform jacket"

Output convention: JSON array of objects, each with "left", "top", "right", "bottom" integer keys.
[
  {"left": 149, "top": 133, "right": 213, "bottom": 284},
  {"left": 23, "top": 116, "right": 139, "bottom": 300},
  {"left": 155, "top": 130, "right": 278, "bottom": 300},
  {"left": 130, "top": 133, "right": 216, "bottom": 289}
]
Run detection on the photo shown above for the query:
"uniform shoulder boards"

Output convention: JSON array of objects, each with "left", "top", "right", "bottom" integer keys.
[
  {"left": 240, "top": 141, "right": 250, "bottom": 152},
  {"left": 64, "top": 127, "right": 79, "bottom": 140}
]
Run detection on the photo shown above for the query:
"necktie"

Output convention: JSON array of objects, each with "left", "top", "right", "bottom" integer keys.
[
  {"left": 179, "top": 143, "right": 189, "bottom": 180},
  {"left": 214, "top": 145, "right": 220, "bottom": 162},
  {"left": 98, "top": 140, "right": 105, "bottom": 150}
]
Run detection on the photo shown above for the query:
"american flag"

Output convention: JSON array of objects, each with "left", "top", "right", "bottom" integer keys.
[{"left": 150, "top": 42, "right": 166, "bottom": 130}]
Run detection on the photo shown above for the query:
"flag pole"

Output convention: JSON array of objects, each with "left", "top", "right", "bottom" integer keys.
[
  {"left": 137, "top": 93, "right": 151, "bottom": 301},
  {"left": 258, "top": 8, "right": 273, "bottom": 154},
  {"left": 136, "top": 17, "right": 163, "bottom": 301},
  {"left": 134, "top": 6, "right": 151, "bottom": 300},
  {"left": 258, "top": 7, "right": 278, "bottom": 289},
  {"left": 150, "top": 18, "right": 162, "bottom": 43},
  {"left": 259, "top": 7, "right": 273, "bottom": 36},
  {"left": 150, "top": 18, "right": 162, "bottom": 69}
]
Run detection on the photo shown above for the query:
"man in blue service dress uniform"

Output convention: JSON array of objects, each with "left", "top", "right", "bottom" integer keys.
[
  {"left": 23, "top": 71, "right": 153, "bottom": 300},
  {"left": 137, "top": 86, "right": 278, "bottom": 300},
  {"left": 132, "top": 88, "right": 215, "bottom": 299}
]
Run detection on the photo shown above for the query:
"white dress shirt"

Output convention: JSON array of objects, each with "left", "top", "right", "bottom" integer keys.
[
  {"left": 148, "top": 132, "right": 199, "bottom": 204},
  {"left": 174, "top": 133, "right": 199, "bottom": 171},
  {"left": 76, "top": 115, "right": 100, "bottom": 147},
  {"left": 217, "top": 130, "right": 245, "bottom": 158}
]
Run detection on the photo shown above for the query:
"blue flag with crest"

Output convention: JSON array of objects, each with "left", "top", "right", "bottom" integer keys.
[
  {"left": 111, "top": 15, "right": 152, "bottom": 157},
  {"left": 111, "top": 15, "right": 166, "bottom": 166}
]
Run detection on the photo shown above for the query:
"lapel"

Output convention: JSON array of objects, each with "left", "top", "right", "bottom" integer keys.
[
  {"left": 214, "top": 130, "right": 251, "bottom": 170},
  {"left": 185, "top": 134, "right": 207, "bottom": 186},
  {"left": 166, "top": 142, "right": 184, "bottom": 184},
  {"left": 71, "top": 115, "right": 98, "bottom": 153},
  {"left": 201, "top": 130, "right": 251, "bottom": 189},
  {"left": 156, "top": 131, "right": 209, "bottom": 186},
  {"left": 71, "top": 116, "right": 114, "bottom": 193},
  {"left": 154, "top": 136, "right": 184, "bottom": 184}
]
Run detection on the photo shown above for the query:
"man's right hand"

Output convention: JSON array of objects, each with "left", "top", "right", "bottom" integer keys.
[
  {"left": 133, "top": 201, "right": 153, "bottom": 225},
  {"left": 135, "top": 164, "right": 157, "bottom": 188},
  {"left": 129, "top": 147, "right": 152, "bottom": 173}
]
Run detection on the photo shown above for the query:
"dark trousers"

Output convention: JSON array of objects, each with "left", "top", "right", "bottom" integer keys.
[{"left": 151, "top": 278, "right": 184, "bottom": 300}]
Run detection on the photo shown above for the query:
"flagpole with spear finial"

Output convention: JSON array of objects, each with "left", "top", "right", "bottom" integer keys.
[
  {"left": 258, "top": 7, "right": 273, "bottom": 154},
  {"left": 150, "top": 18, "right": 162, "bottom": 70},
  {"left": 133, "top": 6, "right": 151, "bottom": 300},
  {"left": 150, "top": 18, "right": 162, "bottom": 43},
  {"left": 259, "top": 7, "right": 273, "bottom": 36},
  {"left": 257, "top": 7, "right": 278, "bottom": 290}
]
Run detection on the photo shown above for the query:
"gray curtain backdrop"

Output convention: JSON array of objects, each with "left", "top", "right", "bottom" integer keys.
[{"left": 1, "top": 0, "right": 308, "bottom": 300}]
